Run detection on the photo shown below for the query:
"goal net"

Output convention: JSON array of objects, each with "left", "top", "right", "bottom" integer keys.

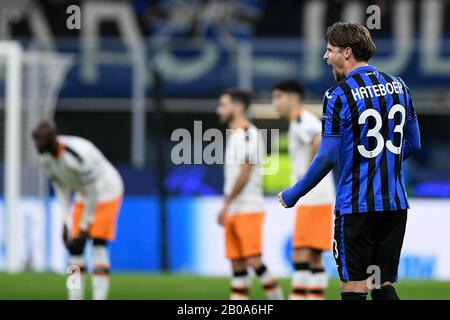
[{"left": 0, "top": 41, "right": 74, "bottom": 272}]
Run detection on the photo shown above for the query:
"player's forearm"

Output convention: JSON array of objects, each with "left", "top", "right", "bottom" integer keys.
[
  {"left": 310, "top": 134, "right": 321, "bottom": 163},
  {"left": 53, "top": 183, "right": 72, "bottom": 223},
  {"left": 224, "top": 166, "right": 252, "bottom": 206},
  {"left": 79, "top": 183, "right": 98, "bottom": 231},
  {"left": 403, "top": 118, "right": 421, "bottom": 160},
  {"left": 281, "top": 136, "right": 340, "bottom": 208},
  {"left": 56, "top": 190, "right": 71, "bottom": 213}
]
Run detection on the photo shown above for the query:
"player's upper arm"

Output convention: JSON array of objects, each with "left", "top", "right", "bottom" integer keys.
[
  {"left": 311, "top": 133, "right": 321, "bottom": 153},
  {"left": 321, "top": 89, "right": 347, "bottom": 137},
  {"left": 296, "top": 120, "right": 321, "bottom": 145},
  {"left": 398, "top": 77, "right": 417, "bottom": 121},
  {"left": 65, "top": 149, "right": 98, "bottom": 186},
  {"left": 236, "top": 129, "right": 264, "bottom": 165}
]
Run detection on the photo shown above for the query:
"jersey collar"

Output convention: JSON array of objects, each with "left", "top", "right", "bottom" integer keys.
[
  {"left": 346, "top": 65, "right": 377, "bottom": 78},
  {"left": 234, "top": 121, "right": 250, "bottom": 131}
]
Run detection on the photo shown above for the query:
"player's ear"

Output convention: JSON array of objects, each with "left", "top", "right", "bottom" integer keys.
[
  {"left": 239, "top": 103, "right": 246, "bottom": 115},
  {"left": 344, "top": 47, "right": 352, "bottom": 60},
  {"left": 286, "top": 93, "right": 294, "bottom": 105}
]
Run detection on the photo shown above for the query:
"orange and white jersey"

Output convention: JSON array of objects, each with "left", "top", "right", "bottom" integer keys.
[
  {"left": 288, "top": 110, "right": 335, "bottom": 205},
  {"left": 38, "top": 135, "right": 124, "bottom": 208},
  {"left": 224, "top": 124, "right": 265, "bottom": 214}
]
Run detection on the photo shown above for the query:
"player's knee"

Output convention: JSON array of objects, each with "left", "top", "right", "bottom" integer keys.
[
  {"left": 245, "top": 256, "right": 262, "bottom": 270},
  {"left": 231, "top": 259, "right": 247, "bottom": 272},
  {"left": 341, "top": 280, "right": 368, "bottom": 293},
  {"left": 309, "top": 249, "right": 323, "bottom": 267},
  {"left": 292, "top": 248, "right": 310, "bottom": 263}
]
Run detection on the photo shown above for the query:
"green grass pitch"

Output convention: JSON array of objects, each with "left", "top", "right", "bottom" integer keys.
[{"left": 0, "top": 273, "right": 449, "bottom": 300}]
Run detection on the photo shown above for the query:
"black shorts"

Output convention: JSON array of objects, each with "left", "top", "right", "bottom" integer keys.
[{"left": 333, "top": 210, "right": 407, "bottom": 283}]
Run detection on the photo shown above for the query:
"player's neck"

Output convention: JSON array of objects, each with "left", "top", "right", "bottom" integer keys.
[
  {"left": 344, "top": 61, "right": 369, "bottom": 77},
  {"left": 54, "top": 142, "right": 65, "bottom": 158},
  {"left": 229, "top": 117, "right": 249, "bottom": 130},
  {"left": 289, "top": 106, "right": 303, "bottom": 122}
]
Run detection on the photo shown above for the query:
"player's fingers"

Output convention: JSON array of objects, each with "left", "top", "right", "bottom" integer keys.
[
  {"left": 220, "top": 213, "right": 227, "bottom": 226},
  {"left": 277, "top": 192, "right": 283, "bottom": 205},
  {"left": 278, "top": 193, "right": 287, "bottom": 208},
  {"left": 62, "top": 226, "right": 68, "bottom": 241}
]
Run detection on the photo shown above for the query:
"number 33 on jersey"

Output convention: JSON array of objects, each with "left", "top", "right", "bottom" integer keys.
[{"left": 321, "top": 65, "right": 418, "bottom": 214}]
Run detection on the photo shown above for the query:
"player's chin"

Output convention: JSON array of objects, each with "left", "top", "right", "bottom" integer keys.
[
  {"left": 218, "top": 117, "right": 227, "bottom": 124},
  {"left": 219, "top": 115, "right": 231, "bottom": 124}
]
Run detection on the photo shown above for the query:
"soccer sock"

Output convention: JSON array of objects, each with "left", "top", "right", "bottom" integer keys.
[
  {"left": 92, "top": 245, "right": 110, "bottom": 300},
  {"left": 307, "top": 267, "right": 328, "bottom": 300},
  {"left": 254, "top": 264, "right": 284, "bottom": 300},
  {"left": 371, "top": 285, "right": 400, "bottom": 300},
  {"left": 231, "top": 270, "right": 250, "bottom": 300},
  {"left": 341, "top": 292, "right": 368, "bottom": 300},
  {"left": 67, "top": 255, "right": 86, "bottom": 300},
  {"left": 289, "top": 262, "right": 310, "bottom": 300}
]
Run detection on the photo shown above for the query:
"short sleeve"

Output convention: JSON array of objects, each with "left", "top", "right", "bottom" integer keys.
[
  {"left": 236, "top": 129, "right": 264, "bottom": 165},
  {"left": 296, "top": 119, "right": 321, "bottom": 144},
  {"left": 321, "top": 89, "right": 346, "bottom": 137}
]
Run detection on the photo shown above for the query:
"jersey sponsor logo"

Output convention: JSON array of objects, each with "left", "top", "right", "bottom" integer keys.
[{"left": 321, "top": 113, "right": 331, "bottom": 121}]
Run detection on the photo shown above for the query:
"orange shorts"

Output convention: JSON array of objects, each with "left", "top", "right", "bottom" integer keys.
[
  {"left": 293, "top": 204, "right": 333, "bottom": 251},
  {"left": 71, "top": 196, "right": 123, "bottom": 241},
  {"left": 225, "top": 212, "right": 264, "bottom": 260}
]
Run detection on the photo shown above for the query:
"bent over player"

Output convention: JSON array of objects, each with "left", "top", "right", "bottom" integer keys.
[
  {"left": 278, "top": 23, "right": 421, "bottom": 300},
  {"left": 217, "top": 89, "right": 284, "bottom": 300},
  {"left": 272, "top": 80, "right": 335, "bottom": 300},
  {"left": 32, "top": 122, "right": 124, "bottom": 300}
]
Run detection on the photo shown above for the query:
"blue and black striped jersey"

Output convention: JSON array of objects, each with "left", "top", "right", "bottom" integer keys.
[{"left": 321, "top": 65, "right": 418, "bottom": 214}]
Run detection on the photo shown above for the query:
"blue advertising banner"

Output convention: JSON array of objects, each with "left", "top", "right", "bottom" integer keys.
[{"left": 17, "top": 37, "right": 448, "bottom": 99}]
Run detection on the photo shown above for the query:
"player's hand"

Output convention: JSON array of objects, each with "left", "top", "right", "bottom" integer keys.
[
  {"left": 217, "top": 207, "right": 228, "bottom": 227},
  {"left": 278, "top": 192, "right": 288, "bottom": 208},
  {"left": 62, "top": 224, "right": 70, "bottom": 248},
  {"left": 67, "top": 230, "right": 89, "bottom": 255}
]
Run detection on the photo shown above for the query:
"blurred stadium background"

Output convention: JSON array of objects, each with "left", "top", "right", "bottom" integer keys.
[{"left": 0, "top": 0, "right": 449, "bottom": 299}]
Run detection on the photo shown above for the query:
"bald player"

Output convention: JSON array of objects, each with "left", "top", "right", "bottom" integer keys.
[{"left": 32, "top": 122, "right": 124, "bottom": 300}]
